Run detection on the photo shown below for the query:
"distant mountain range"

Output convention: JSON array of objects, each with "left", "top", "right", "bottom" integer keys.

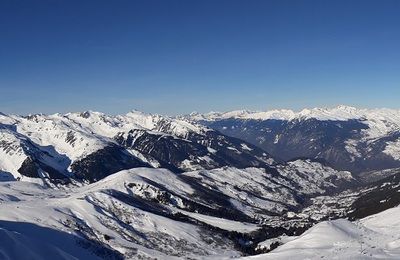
[{"left": 183, "top": 105, "right": 400, "bottom": 173}]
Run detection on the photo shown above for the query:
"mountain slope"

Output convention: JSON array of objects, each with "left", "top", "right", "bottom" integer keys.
[
  {"left": 0, "top": 110, "right": 276, "bottom": 183},
  {"left": 0, "top": 161, "right": 355, "bottom": 259},
  {"left": 247, "top": 205, "right": 400, "bottom": 260},
  {"left": 0, "top": 123, "right": 71, "bottom": 182}
]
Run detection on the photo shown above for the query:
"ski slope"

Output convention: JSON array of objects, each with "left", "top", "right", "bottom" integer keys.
[{"left": 246, "top": 206, "right": 400, "bottom": 259}]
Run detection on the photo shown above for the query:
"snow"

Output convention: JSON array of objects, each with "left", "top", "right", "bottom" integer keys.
[
  {"left": 126, "top": 148, "right": 161, "bottom": 168},
  {"left": 183, "top": 162, "right": 353, "bottom": 218},
  {"left": 2, "top": 107, "right": 399, "bottom": 182},
  {"left": 180, "top": 159, "right": 205, "bottom": 171},
  {"left": 67, "top": 109, "right": 194, "bottom": 140},
  {"left": 240, "top": 143, "right": 253, "bottom": 151},
  {"left": 173, "top": 209, "right": 259, "bottom": 233},
  {"left": 0, "top": 226, "right": 86, "bottom": 260},
  {"left": 86, "top": 167, "right": 195, "bottom": 196},
  {"left": 12, "top": 114, "right": 108, "bottom": 162},
  {"left": 0, "top": 163, "right": 345, "bottom": 258},
  {"left": 384, "top": 139, "right": 400, "bottom": 160},
  {"left": 187, "top": 105, "right": 400, "bottom": 136},
  {"left": 276, "top": 159, "right": 353, "bottom": 194},
  {"left": 0, "top": 130, "right": 27, "bottom": 179},
  {"left": 187, "top": 105, "right": 400, "bottom": 162},
  {"left": 184, "top": 167, "right": 295, "bottom": 215},
  {"left": 0, "top": 162, "right": 358, "bottom": 258},
  {"left": 227, "top": 146, "right": 241, "bottom": 153},
  {"left": 0, "top": 110, "right": 224, "bottom": 179},
  {"left": 207, "top": 147, "right": 217, "bottom": 154},
  {"left": 2, "top": 107, "right": 400, "bottom": 258},
  {"left": 345, "top": 139, "right": 362, "bottom": 161},
  {"left": 244, "top": 205, "right": 400, "bottom": 260},
  {"left": 122, "top": 110, "right": 208, "bottom": 138},
  {"left": 0, "top": 161, "right": 396, "bottom": 259},
  {"left": 185, "top": 109, "right": 296, "bottom": 121},
  {"left": 188, "top": 105, "right": 398, "bottom": 123},
  {"left": 0, "top": 168, "right": 242, "bottom": 259}
]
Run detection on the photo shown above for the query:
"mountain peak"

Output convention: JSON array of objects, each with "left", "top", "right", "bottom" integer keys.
[
  {"left": 184, "top": 105, "right": 400, "bottom": 122},
  {"left": 336, "top": 105, "right": 357, "bottom": 110}
]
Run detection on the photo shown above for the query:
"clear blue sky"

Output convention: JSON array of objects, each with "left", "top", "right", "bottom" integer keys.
[{"left": 1, "top": 0, "right": 399, "bottom": 115}]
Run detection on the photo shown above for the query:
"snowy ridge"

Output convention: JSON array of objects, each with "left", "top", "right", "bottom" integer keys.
[
  {"left": 13, "top": 113, "right": 109, "bottom": 162},
  {"left": 0, "top": 110, "right": 275, "bottom": 182},
  {"left": 188, "top": 105, "right": 400, "bottom": 148},
  {"left": 187, "top": 105, "right": 400, "bottom": 143},
  {"left": 0, "top": 168, "right": 243, "bottom": 259},
  {"left": 187, "top": 109, "right": 297, "bottom": 121},
  {"left": 65, "top": 110, "right": 209, "bottom": 139},
  {"left": 0, "top": 128, "right": 30, "bottom": 180},
  {"left": 187, "top": 105, "right": 400, "bottom": 124}
]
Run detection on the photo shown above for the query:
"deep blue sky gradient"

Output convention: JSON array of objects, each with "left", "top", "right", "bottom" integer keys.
[{"left": 1, "top": 0, "right": 400, "bottom": 115}]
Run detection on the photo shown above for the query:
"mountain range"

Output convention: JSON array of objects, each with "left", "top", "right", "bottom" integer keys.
[
  {"left": 1, "top": 106, "right": 400, "bottom": 259},
  {"left": 184, "top": 105, "right": 400, "bottom": 173}
]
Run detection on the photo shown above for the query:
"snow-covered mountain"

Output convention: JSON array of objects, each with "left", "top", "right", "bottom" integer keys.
[
  {"left": 2, "top": 107, "right": 400, "bottom": 259},
  {"left": 185, "top": 105, "right": 400, "bottom": 173},
  {"left": 0, "top": 162, "right": 356, "bottom": 259},
  {"left": 0, "top": 160, "right": 398, "bottom": 259},
  {"left": 0, "top": 110, "right": 275, "bottom": 183}
]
